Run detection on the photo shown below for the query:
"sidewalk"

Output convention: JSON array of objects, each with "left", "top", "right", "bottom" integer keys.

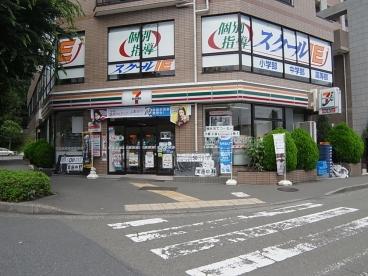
[{"left": 1, "top": 160, "right": 368, "bottom": 215}]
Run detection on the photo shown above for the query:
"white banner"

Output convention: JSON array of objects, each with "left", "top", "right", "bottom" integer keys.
[{"left": 273, "top": 133, "right": 286, "bottom": 176}]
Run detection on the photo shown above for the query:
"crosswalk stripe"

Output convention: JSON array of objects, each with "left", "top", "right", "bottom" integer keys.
[
  {"left": 107, "top": 218, "right": 167, "bottom": 229},
  {"left": 126, "top": 203, "right": 323, "bottom": 243},
  {"left": 150, "top": 207, "right": 357, "bottom": 260},
  {"left": 186, "top": 216, "right": 368, "bottom": 276}
]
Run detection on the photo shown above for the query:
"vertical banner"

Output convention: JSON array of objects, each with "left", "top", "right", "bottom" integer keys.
[
  {"left": 82, "top": 132, "right": 91, "bottom": 169},
  {"left": 273, "top": 133, "right": 286, "bottom": 176},
  {"left": 101, "top": 135, "right": 107, "bottom": 161},
  {"left": 91, "top": 134, "right": 101, "bottom": 157},
  {"left": 219, "top": 136, "right": 232, "bottom": 174}
]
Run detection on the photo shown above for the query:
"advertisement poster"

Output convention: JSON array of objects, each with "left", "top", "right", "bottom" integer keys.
[
  {"left": 145, "top": 151, "right": 155, "bottom": 168},
  {"left": 162, "top": 154, "right": 173, "bottom": 169},
  {"left": 91, "top": 109, "right": 107, "bottom": 122},
  {"left": 219, "top": 137, "right": 232, "bottom": 174},
  {"left": 170, "top": 105, "right": 191, "bottom": 126},
  {"left": 91, "top": 134, "right": 101, "bottom": 157},
  {"left": 101, "top": 135, "right": 107, "bottom": 161},
  {"left": 88, "top": 122, "right": 101, "bottom": 133},
  {"left": 128, "top": 152, "right": 139, "bottom": 167},
  {"left": 273, "top": 133, "right": 286, "bottom": 176}
]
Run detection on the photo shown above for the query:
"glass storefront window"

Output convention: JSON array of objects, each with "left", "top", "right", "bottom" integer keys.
[
  {"left": 254, "top": 120, "right": 283, "bottom": 137},
  {"left": 55, "top": 111, "right": 84, "bottom": 149},
  {"left": 204, "top": 103, "right": 251, "bottom": 166},
  {"left": 254, "top": 106, "right": 283, "bottom": 120}
]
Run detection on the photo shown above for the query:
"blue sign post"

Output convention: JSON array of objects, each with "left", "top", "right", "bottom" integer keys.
[
  {"left": 219, "top": 137, "right": 232, "bottom": 174},
  {"left": 219, "top": 136, "right": 237, "bottom": 185}
]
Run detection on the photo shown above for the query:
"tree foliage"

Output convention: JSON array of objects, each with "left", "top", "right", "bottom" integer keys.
[
  {"left": 262, "top": 128, "right": 298, "bottom": 172},
  {"left": 0, "top": 120, "right": 22, "bottom": 150},
  {"left": 291, "top": 128, "right": 319, "bottom": 171},
  {"left": 0, "top": 0, "right": 82, "bottom": 88},
  {"left": 327, "top": 123, "right": 364, "bottom": 164}
]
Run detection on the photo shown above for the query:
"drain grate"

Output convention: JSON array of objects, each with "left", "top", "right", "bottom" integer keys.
[
  {"left": 277, "top": 187, "right": 299, "bottom": 192},
  {"left": 139, "top": 186, "right": 178, "bottom": 191}
]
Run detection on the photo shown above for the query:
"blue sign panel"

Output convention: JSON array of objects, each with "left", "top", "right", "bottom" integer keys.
[{"left": 219, "top": 137, "right": 232, "bottom": 174}]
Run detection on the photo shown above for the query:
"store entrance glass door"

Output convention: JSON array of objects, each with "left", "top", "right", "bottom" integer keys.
[
  {"left": 126, "top": 127, "right": 141, "bottom": 173},
  {"left": 125, "top": 127, "right": 157, "bottom": 174}
]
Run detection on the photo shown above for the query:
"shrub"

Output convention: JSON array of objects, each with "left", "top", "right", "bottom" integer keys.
[
  {"left": 0, "top": 170, "right": 51, "bottom": 202},
  {"left": 32, "top": 141, "right": 54, "bottom": 168},
  {"left": 24, "top": 140, "right": 37, "bottom": 160},
  {"left": 262, "top": 128, "right": 298, "bottom": 172},
  {"left": 291, "top": 128, "right": 319, "bottom": 171},
  {"left": 24, "top": 140, "right": 54, "bottom": 168},
  {"left": 246, "top": 138, "right": 265, "bottom": 171},
  {"left": 327, "top": 123, "right": 364, "bottom": 164}
]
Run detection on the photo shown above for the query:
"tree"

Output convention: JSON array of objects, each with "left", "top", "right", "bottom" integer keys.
[
  {"left": 0, "top": 120, "right": 22, "bottom": 150},
  {"left": 0, "top": 0, "right": 82, "bottom": 92},
  {"left": 316, "top": 115, "right": 332, "bottom": 143}
]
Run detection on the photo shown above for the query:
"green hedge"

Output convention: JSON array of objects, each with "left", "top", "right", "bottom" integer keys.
[
  {"left": 291, "top": 128, "right": 319, "bottom": 171},
  {"left": 24, "top": 140, "right": 54, "bottom": 168},
  {"left": 262, "top": 128, "right": 298, "bottom": 171},
  {"left": 327, "top": 123, "right": 364, "bottom": 164},
  {"left": 0, "top": 170, "right": 51, "bottom": 202}
]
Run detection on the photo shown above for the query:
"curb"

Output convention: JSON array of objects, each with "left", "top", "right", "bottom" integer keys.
[
  {"left": 0, "top": 201, "right": 78, "bottom": 215},
  {"left": 3, "top": 182, "right": 368, "bottom": 216},
  {"left": 324, "top": 183, "right": 368, "bottom": 196}
]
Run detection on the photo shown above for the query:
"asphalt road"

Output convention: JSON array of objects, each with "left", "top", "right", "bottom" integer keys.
[{"left": 2, "top": 189, "right": 368, "bottom": 276}]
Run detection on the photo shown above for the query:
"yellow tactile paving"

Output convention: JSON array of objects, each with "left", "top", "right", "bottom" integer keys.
[
  {"left": 130, "top": 182, "right": 200, "bottom": 202},
  {"left": 124, "top": 198, "right": 265, "bottom": 212}
]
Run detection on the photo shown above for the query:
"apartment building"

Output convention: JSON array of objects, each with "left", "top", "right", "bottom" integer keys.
[
  {"left": 27, "top": 0, "right": 336, "bottom": 176},
  {"left": 318, "top": 0, "right": 368, "bottom": 139}
]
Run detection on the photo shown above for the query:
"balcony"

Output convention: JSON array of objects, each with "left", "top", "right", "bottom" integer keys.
[{"left": 95, "top": 0, "right": 191, "bottom": 16}]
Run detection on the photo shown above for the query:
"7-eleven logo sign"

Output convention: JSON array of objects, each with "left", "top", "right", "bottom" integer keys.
[
  {"left": 132, "top": 90, "right": 142, "bottom": 104},
  {"left": 122, "top": 90, "right": 152, "bottom": 106}
]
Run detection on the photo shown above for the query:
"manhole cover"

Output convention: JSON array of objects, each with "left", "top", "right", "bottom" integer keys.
[
  {"left": 139, "top": 186, "right": 177, "bottom": 191},
  {"left": 277, "top": 187, "right": 299, "bottom": 192}
]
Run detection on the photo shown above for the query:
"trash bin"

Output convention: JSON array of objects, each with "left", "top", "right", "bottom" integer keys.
[
  {"left": 317, "top": 160, "right": 328, "bottom": 176},
  {"left": 319, "top": 143, "right": 332, "bottom": 177}
]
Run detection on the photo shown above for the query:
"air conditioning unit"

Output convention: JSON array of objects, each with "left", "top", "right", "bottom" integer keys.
[{"left": 295, "top": 121, "right": 317, "bottom": 142}]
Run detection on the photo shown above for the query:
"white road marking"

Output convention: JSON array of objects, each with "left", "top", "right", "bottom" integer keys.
[
  {"left": 314, "top": 247, "right": 368, "bottom": 276},
  {"left": 231, "top": 192, "right": 250, "bottom": 198},
  {"left": 107, "top": 218, "right": 167, "bottom": 229},
  {"left": 126, "top": 203, "right": 322, "bottom": 243},
  {"left": 151, "top": 207, "right": 357, "bottom": 260},
  {"left": 186, "top": 216, "right": 368, "bottom": 276}
]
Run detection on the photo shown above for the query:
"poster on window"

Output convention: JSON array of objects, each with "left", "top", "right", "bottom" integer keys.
[
  {"left": 91, "top": 134, "right": 101, "bottom": 157},
  {"left": 252, "top": 19, "right": 283, "bottom": 60},
  {"left": 108, "top": 21, "right": 174, "bottom": 63},
  {"left": 162, "top": 154, "right": 173, "bottom": 169},
  {"left": 202, "top": 14, "right": 251, "bottom": 54},
  {"left": 91, "top": 109, "right": 107, "bottom": 122},
  {"left": 170, "top": 105, "right": 191, "bottom": 126},
  {"left": 58, "top": 35, "right": 85, "bottom": 79},
  {"left": 145, "top": 151, "right": 155, "bottom": 168},
  {"left": 82, "top": 133, "right": 91, "bottom": 168}
]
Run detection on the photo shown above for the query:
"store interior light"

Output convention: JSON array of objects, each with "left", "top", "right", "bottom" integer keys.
[{"left": 230, "top": 106, "right": 249, "bottom": 110}]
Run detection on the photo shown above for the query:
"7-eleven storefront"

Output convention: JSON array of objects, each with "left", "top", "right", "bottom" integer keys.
[{"left": 49, "top": 81, "right": 310, "bottom": 176}]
